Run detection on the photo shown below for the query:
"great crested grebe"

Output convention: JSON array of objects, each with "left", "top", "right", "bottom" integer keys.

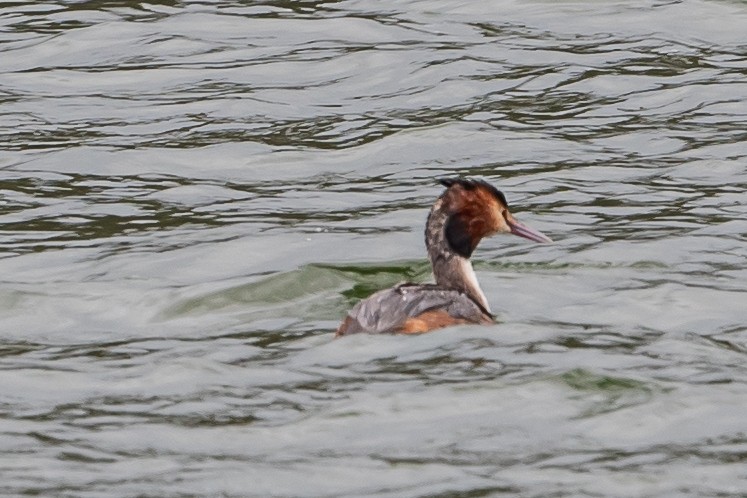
[{"left": 336, "top": 178, "right": 552, "bottom": 336}]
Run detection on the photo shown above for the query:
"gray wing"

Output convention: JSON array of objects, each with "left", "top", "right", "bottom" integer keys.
[{"left": 338, "top": 284, "right": 491, "bottom": 335}]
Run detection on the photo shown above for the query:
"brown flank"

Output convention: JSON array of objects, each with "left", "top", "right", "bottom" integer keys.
[{"left": 399, "top": 310, "right": 469, "bottom": 334}]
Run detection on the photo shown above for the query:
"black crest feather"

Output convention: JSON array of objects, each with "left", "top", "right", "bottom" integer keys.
[{"left": 438, "top": 177, "right": 509, "bottom": 207}]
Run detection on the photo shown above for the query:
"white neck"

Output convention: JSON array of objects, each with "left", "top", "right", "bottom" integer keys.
[{"left": 454, "top": 256, "right": 490, "bottom": 313}]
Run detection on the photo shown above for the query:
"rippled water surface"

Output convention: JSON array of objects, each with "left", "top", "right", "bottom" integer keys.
[{"left": 2, "top": 0, "right": 747, "bottom": 496}]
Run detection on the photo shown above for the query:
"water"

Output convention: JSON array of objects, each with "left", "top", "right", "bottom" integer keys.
[{"left": 2, "top": 0, "right": 747, "bottom": 495}]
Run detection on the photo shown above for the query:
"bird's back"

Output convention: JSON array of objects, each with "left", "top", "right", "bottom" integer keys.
[{"left": 336, "top": 283, "right": 493, "bottom": 336}]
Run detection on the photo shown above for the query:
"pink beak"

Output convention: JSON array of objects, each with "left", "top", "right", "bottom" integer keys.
[{"left": 507, "top": 219, "right": 553, "bottom": 243}]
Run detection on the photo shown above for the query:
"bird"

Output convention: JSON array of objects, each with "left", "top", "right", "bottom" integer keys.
[{"left": 336, "top": 178, "right": 552, "bottom": 336}]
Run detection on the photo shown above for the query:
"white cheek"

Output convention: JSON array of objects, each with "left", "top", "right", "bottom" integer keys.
[{"left": 495, "top": 217, "right": 511, "bottom": 234}]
